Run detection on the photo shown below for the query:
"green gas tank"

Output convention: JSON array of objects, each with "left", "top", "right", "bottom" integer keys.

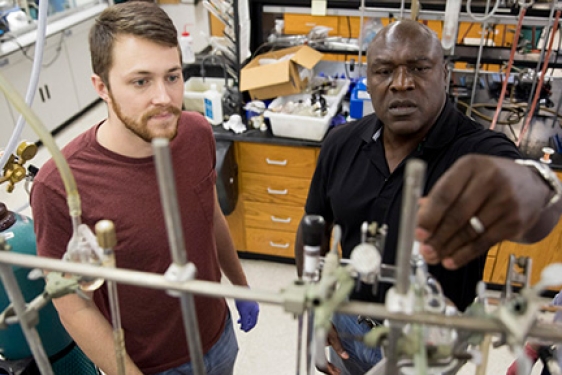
[{"left": 0, "top": 202, "right": 72, "bottom": 360}]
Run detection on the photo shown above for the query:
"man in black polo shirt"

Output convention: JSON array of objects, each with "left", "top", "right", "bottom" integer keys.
[{"left": 296, "top": 19, "right": 562, "bottom": 375}]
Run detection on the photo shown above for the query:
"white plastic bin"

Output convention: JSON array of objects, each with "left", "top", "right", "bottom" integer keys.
[{"left": 264, "top": 79, "right": 350, "bottom": 141}]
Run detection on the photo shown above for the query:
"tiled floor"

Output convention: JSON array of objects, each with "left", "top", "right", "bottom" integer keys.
[{"left": 1, "top": 102, "right": 548, "bottom": 375}]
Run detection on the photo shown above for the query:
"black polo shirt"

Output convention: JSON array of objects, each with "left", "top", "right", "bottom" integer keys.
[{"left": 306, "top": 99, "right": 521, "bottom": 311}]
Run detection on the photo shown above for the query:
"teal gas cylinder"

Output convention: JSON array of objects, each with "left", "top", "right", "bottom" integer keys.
[{"left": 0, "top": 202, "right": 72, "bottom": 360}]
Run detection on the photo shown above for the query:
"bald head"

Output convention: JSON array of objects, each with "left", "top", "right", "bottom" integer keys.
[
  {"left": 364, "top": 19, "right": 448, "bottom": 141},
  {"left": 368, "top": 20, "right": 444, "bottom": 62}
]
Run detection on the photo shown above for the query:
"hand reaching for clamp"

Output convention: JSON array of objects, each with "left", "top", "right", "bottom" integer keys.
[{"left": 415, "top": 155, "right": 557, "bottom": 270}]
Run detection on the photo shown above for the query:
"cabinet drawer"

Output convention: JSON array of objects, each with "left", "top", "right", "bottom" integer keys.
[
  {"left": 241, "top": 172, "right": 310, "bottom": 206},
  {"left": 283, "top": 14, "right": 339, "bottom": 36},
  {"left": 246, "top": 227, "right": 295, "bottom": 258},
  {"left": 244, "top": 201, "right": 304, "bottom": 232},
  {"left": 238, "top": 142, "right": 317, "bottom": 178}
]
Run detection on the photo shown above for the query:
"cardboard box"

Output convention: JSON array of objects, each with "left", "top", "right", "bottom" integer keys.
[{"left": 240, "top": 45, "right": 323, "bottom": 100}]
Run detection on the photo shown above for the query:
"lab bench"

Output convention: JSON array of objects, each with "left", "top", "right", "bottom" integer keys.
[{"left": 214, "top": 126, "right": 562, "bottom": 290}]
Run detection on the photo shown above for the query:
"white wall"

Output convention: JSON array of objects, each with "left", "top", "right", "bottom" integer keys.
[{"left": 160, "top": 2, "right": 211, "bottom": 54}]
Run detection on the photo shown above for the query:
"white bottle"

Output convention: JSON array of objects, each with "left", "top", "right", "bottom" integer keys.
[
  {"left": 179, "top": 27, "right": 195, "bottom": 64},
  {"left": 204, "top": 83, "right": 223, "bottom": 126}
]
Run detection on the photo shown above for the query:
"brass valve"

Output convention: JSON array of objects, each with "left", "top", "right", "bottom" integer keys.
[{"left": 1, "top": 142, "right": 38, "bottom": 193}]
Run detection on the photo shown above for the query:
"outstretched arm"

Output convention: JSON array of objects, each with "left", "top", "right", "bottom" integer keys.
[{"left": 416, "top": 155, "right": 562, "bottom": 270}]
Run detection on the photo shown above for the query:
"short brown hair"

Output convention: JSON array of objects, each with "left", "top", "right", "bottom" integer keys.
[{"left": 89, "top": 1, "right": 179, "bottom": 86}]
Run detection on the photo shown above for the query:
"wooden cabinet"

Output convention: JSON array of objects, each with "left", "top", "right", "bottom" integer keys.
[
  {"left": 483, "top": 172, "right": 562, "bottom": 290},
  {"left": 225, "top": 142, "right": 319, "bottom": 258}
]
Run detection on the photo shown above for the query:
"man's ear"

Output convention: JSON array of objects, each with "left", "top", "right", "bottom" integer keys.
[{"left": 92, "top": 74, "right": 109, "bottom": 102}]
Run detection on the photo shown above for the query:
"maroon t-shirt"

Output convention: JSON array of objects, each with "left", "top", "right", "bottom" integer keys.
[{"left": 30, "top": 111, "right": 227, "bottom": 374}]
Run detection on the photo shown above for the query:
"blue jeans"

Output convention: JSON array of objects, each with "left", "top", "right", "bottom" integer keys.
[
  {"left": 155, "top": 312, "right": 238, "bottom": 375},
  {"left": 329, "top": 313, "right": 383, "bottom": 375}
]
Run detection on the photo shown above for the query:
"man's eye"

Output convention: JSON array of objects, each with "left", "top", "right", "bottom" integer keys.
[
  {"left": 413, "top": 66, "right": 430, "bottom": 73},
  {"left": 133, "top": 79, "right": 147, "bottom": 86},
  {"left": 168, "top": 75, "right": 180, "bottom": 83},
  {"left": 375, "top": 69, "right": 391, "bottom": 75}
]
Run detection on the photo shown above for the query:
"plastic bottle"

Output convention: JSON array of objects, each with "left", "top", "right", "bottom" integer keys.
[
  {"left": 179, "top": 26, "right": 195, "bottom": 64},
  {"left": 204, "top": 83, "right": 223, "bottom": 125},
  {"left": 442, "top": 0, "right": 462, "bottom": 50}
]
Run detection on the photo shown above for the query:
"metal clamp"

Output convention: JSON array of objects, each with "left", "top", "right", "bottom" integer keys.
[{"left": 164, "top": 262, "right": 197, "bottom": 297}]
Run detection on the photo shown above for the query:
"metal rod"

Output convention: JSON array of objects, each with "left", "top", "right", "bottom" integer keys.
[
  {"left": 3, "top": 251, "right": 562, "bottom": 342},
  {"left": 0, "top": 251, "right": 284, "bottom": 304},
  {"left": 467, "top": 0, "right": 492, "bottom": 117},
  {"left": 0, "top": 262, "right": 54, "bottom": 375},
  {"left": 358, "top": 0, "right": 366, "bottom": 77},
  {"left": 152, "top": 138, "right": 206, "bottom": 375},
  {"left": 96, "top": 220, "right": 126, "bottom": 375},
  {"left": 338, "top": 301, "right": 562, "bottom": 341},
  {"left": 306, "top": 311, "right": 315, "bottom": 375},
  {"left": 489, "top": 6, "right": 527, "bottom": 130},
  {"left": 395, "top": 159, "right": 426, "bottom": 295},
  {"left": 522, "top": 3, "right": 557, "bottom": 127},
  {"left": 295, "top": 312, "right": 303, "bottom": 375},
  {"left": 519, "top": 7, "right": 560, "bottom": 146},
  {"left": 551, "top": 75, "right": 562, "bottom": 128},
  {"left": 386, "top": 159, "right": 427, "bottom": 375},
  {"left": 261, "top": 6, "right": 556, "bottom": 27}
]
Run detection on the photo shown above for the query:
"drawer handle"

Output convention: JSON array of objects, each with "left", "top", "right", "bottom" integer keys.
[
  {"left": 269, "top": 241, "right": 290, "bottom": 249},
  {"left": 266, "top": 158, "right": 287, "bottom": 166},
  {"left": 267, "top": 188, "right": 288, "bottom": 195},
  {"left": 271, "top": 216, "right": 292, "bottom": 223}
]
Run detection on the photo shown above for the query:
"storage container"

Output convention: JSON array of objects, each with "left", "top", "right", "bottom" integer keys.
[
  {"left": 183, "top": 77, "right": 233, "bottom": 113},
  {"left": 264, "top": 79, "right": 350, "bottom": 141}
]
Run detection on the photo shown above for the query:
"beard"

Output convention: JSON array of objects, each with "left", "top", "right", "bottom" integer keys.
[{"left": 108, "top": 91, "right": 182, "bottom": 143}]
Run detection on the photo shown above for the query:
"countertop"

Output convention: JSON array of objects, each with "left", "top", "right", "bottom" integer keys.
[
  {"left": 0, "top": 3, "right": 107, "bottom": 57},
  {"left": 213, "top": 124, "right": 322, "bottom": 148},
  {"left": 213, "top": 124, "right": 562, "bottom": 170}
]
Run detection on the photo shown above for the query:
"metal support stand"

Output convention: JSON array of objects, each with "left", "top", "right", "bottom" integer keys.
[{"left": 152, "top": 139, "right": 207, "bottom": 375}]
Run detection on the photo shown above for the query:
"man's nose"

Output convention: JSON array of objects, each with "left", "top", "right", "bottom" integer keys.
[
  {"left": 390, "top": 67, "right": 414, "bottom": 91},
  {"left": 152, "top": 81, "right": 172, "bottom": 104}
]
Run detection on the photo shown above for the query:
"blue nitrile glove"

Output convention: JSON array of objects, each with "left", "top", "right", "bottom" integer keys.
[{"left": 235, "top": 299, "right": 259, "bottom": 332}]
